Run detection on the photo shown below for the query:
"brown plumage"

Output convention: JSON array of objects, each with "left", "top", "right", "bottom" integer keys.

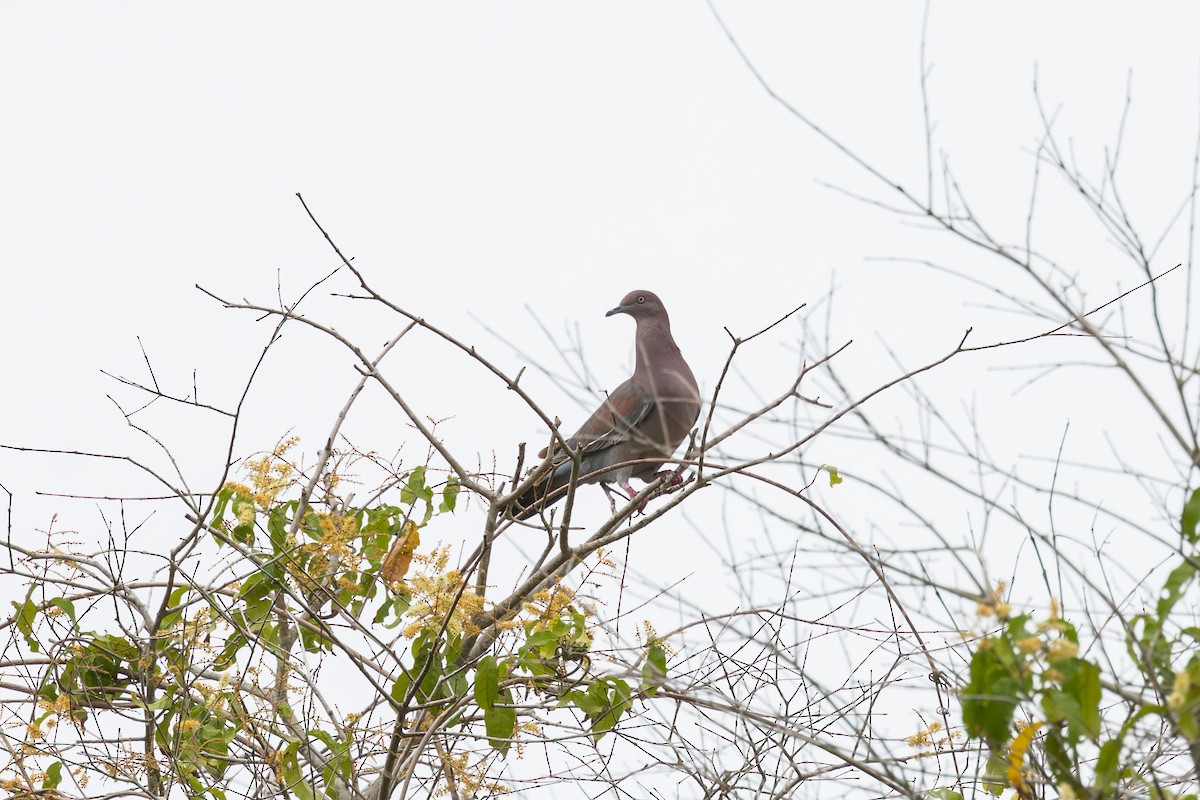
[{"left": 513, "top": 290, "right": 700, "bottom": 520}]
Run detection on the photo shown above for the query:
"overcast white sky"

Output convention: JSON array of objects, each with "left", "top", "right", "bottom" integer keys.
[{"left": 3, "top": 3, "right": 1200, "bottom": 619}]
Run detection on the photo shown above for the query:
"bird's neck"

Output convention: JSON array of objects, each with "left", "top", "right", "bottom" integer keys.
[{"left": 633, "top": 318, "right": 680, "bottom": 375}]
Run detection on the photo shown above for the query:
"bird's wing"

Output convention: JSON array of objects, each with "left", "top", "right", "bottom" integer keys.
[{"left": 539, "top": 379, "right": 655, "bottom": 463}]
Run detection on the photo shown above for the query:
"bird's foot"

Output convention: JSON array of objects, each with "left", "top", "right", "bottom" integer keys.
[
  {"left": 650, "top": 470, "right": 684, "bottom": 486},
  {"left": 602, "top": 482, "right": 655, "bottom": 516},
  {"left": 602, "top": 481, "right": 645, "bottom": 514},
  {"left": 619, "top": 481, "right": 651, "bottom": 514}
]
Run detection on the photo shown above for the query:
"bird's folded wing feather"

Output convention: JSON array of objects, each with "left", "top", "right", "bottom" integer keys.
[{"left": 539, "top": 379, "right": 654, "bottom": 466}]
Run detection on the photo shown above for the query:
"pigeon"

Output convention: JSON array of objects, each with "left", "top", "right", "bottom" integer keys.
[{"left": 513, "top": 289, "right": 699, "bottom": 520}]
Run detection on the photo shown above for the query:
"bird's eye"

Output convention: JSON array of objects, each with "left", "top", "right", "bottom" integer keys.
[{"left": 637, "top": 295, "right": 645, "bottom": 304}]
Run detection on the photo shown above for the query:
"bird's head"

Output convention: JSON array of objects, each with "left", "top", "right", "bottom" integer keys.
[{"left": 606, "top": 290, "right": 667, "bottom": 322}]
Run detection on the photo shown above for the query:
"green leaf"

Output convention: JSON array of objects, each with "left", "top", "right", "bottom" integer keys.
[
  {"left": 962, "top": 640, "right": 1026, "bottom": 748},
  {"left": 12, "top": 598, "right": 39, "bottom": 653},
  {"left": 484, "top": 688, "right": 516, "bottom": 756},
  {"left": 210, "top": 484, "right": 234, "bottom": 526},
  {"left": 1041, "top": 725, "right": 1073, "bottom": 783},
  {"left": 518, "top": 655, "right": 557, "bottom": 678},
  {"left": 371, "top": 586, "right": 410, "bottom": 629},
  {"left": 1129, "top": 613, "right": 1172, "bottom": 684},
  {"left": 445, "top": 667, "right": 469, "bottom": 701},
  {"left": 1042, "top": 689, "right": 1083, "bottom": 744},
  {"left": 401, "top": 467, "right": 433, "bottom": 505},
  {"left": 214, "top": 629, "right": 247, "bottom": 670},
  {"left": 927, "top": 791, "right": 964, "bottom": 800},
  {"left": 558, "top": 689, "right": 587, "bottom": 709},
  {"left": 439, "top": 476, "right": 460, "bottom": 513},
  {"left": 1157, "top": 560, "right": 1197, "bottom": 622},
  {"left": 399, "top": 467, "right": 438, "bottom": 525},
  {"left": 1042, "top": 656, "right": 1101, "bottom": 745},
  {"left": 268, "top": 504, "right": 290, "bottom": 554},
  {"left": 1183, "top": 487, "right": 1200, "bottom": 544},
  {"left": 390, "top": 673, "right": 412, "bottom": 706},
  {"left": 640, "top": 644, "right": 667, "bottom": 697},
  {"left": 361, "top": 505, "right": 404, "bottom": 566},
  {"left": 373, "top": 596, "right": 394, "bottom": 626},
  {"left": 85, "top": 635, "right": 137, "bottom": 686},
  {"left": 259, "top": 622, "right": 281, "bottom": 654},
  {"left": 443, "top": 633, "right": 463, "bottom": 665},
  {"left": 522, "top": 630, "right": 560, "bottom": 660},
  {"left": 982, "top": 751, "right": 1008, "bottom": 796},
  {"left": 1063, "top": 657, "right": 1101, "bottom": 740},
  {"left": 1057, "top": 617, "right": 1080, "bottom": 646},
  {"left": 569, "top": 678, "right": 637, "bottom": 742},
  {"left": 1180, "top": 703, "right": 1200, "bottom": 740},
  {"left": 281, "top": 741, "right": 316, "bottom": 800},
  {"left": 307, "top": 728, "right": 352, "bottom": 785},
  {"left": 1005, "top": 613, "right": 1033, "bottom": 640},
  {"left": 591, "top": 679, "right": 633, "bottom": 740},
  {"left": 134, "top": 694, "right": 177, "bottom": 713},
  {"left": 299, "top": 624, "right": 333, "bottom": 654},
  {"left": 42, "top": 761, "right": 63, "bottom": 789},
  {"left": 474, "top": 656, "right": 500, "bottom": 711},
  {"left": 49, "top": 597, "right": 78, "bottom": 629},
  {"left": 237, "top": 571, "right": 279, "bottom": 630},
  {"left": 1094, "top": 703, "right": 1161, "bottom": 790},
  {"left": 1096, "top": 737, "right": 1122, "bottom": 790},
  {"left": 412, "top": 628, "right": 436, "bottom": 667},
  {"left": 822, "top": 464, "right": 843, "bottom": 486},
  {"left": 156, "top": 587, "right": 190, "bottom": 632},
  {"left": 568, "top": 687, "right": 607, "bottom": 718}
]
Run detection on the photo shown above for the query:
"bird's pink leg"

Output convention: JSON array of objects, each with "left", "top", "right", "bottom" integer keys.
[
  {"left": 603, "top": 481, "right": 653, "bottom": 515},
  {"left": 619, "top": 480, "right": 652, "bottom": 513},
  {"left": 650, "top": 470, "right": 683, "bottom": 486}
]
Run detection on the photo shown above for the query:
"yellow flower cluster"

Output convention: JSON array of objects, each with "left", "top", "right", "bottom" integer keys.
[
  {"left": 905, "top": 719, "right": 963, "bottom": 756},
  {"left": 403, "top": 565, "right": 485, "bottom": 639},
  {"left": 905, "top": 720, "right": 942, "bottom": 747},
  {"left": 522, "top": 585, "right": 577, "bottom": 634},
  {"left": 435, "top": 751, "right": 509, "bottom": 796},
  {"left": 244, "top": 437, "right": 300, "bottom": 508},
  {"left": 285, "top": 512, "right": 359, "bottom": 592},
  {"left": 1168, "top": 668, "right": 1192, "bottom": 712},
  {"left": 1036, "top": 597, "right": 1069, "bottom": 635},
  {"left": 640, "top": 620, "right": 676, "bottom": 656},
  {"left": 976, "top": 580, "right": 1011, "bottom": 620},
  {"left": 33, "top": 694, "right": 76, "bottom": 735},
  {"left": 1001, "top": 596, "right": 1079, "bottom": 680},
  {"left": 1046, "top": 637, "right": 1078, "bottom": 662}
]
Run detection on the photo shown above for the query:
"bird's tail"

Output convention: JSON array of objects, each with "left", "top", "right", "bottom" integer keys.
[{"left": 511, "top": 462, "right": 573, "bottom": 520}]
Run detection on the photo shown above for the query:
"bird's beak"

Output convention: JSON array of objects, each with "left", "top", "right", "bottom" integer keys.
[{"left": 605, "top": 304, "right": 627, "bottom": 317}]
